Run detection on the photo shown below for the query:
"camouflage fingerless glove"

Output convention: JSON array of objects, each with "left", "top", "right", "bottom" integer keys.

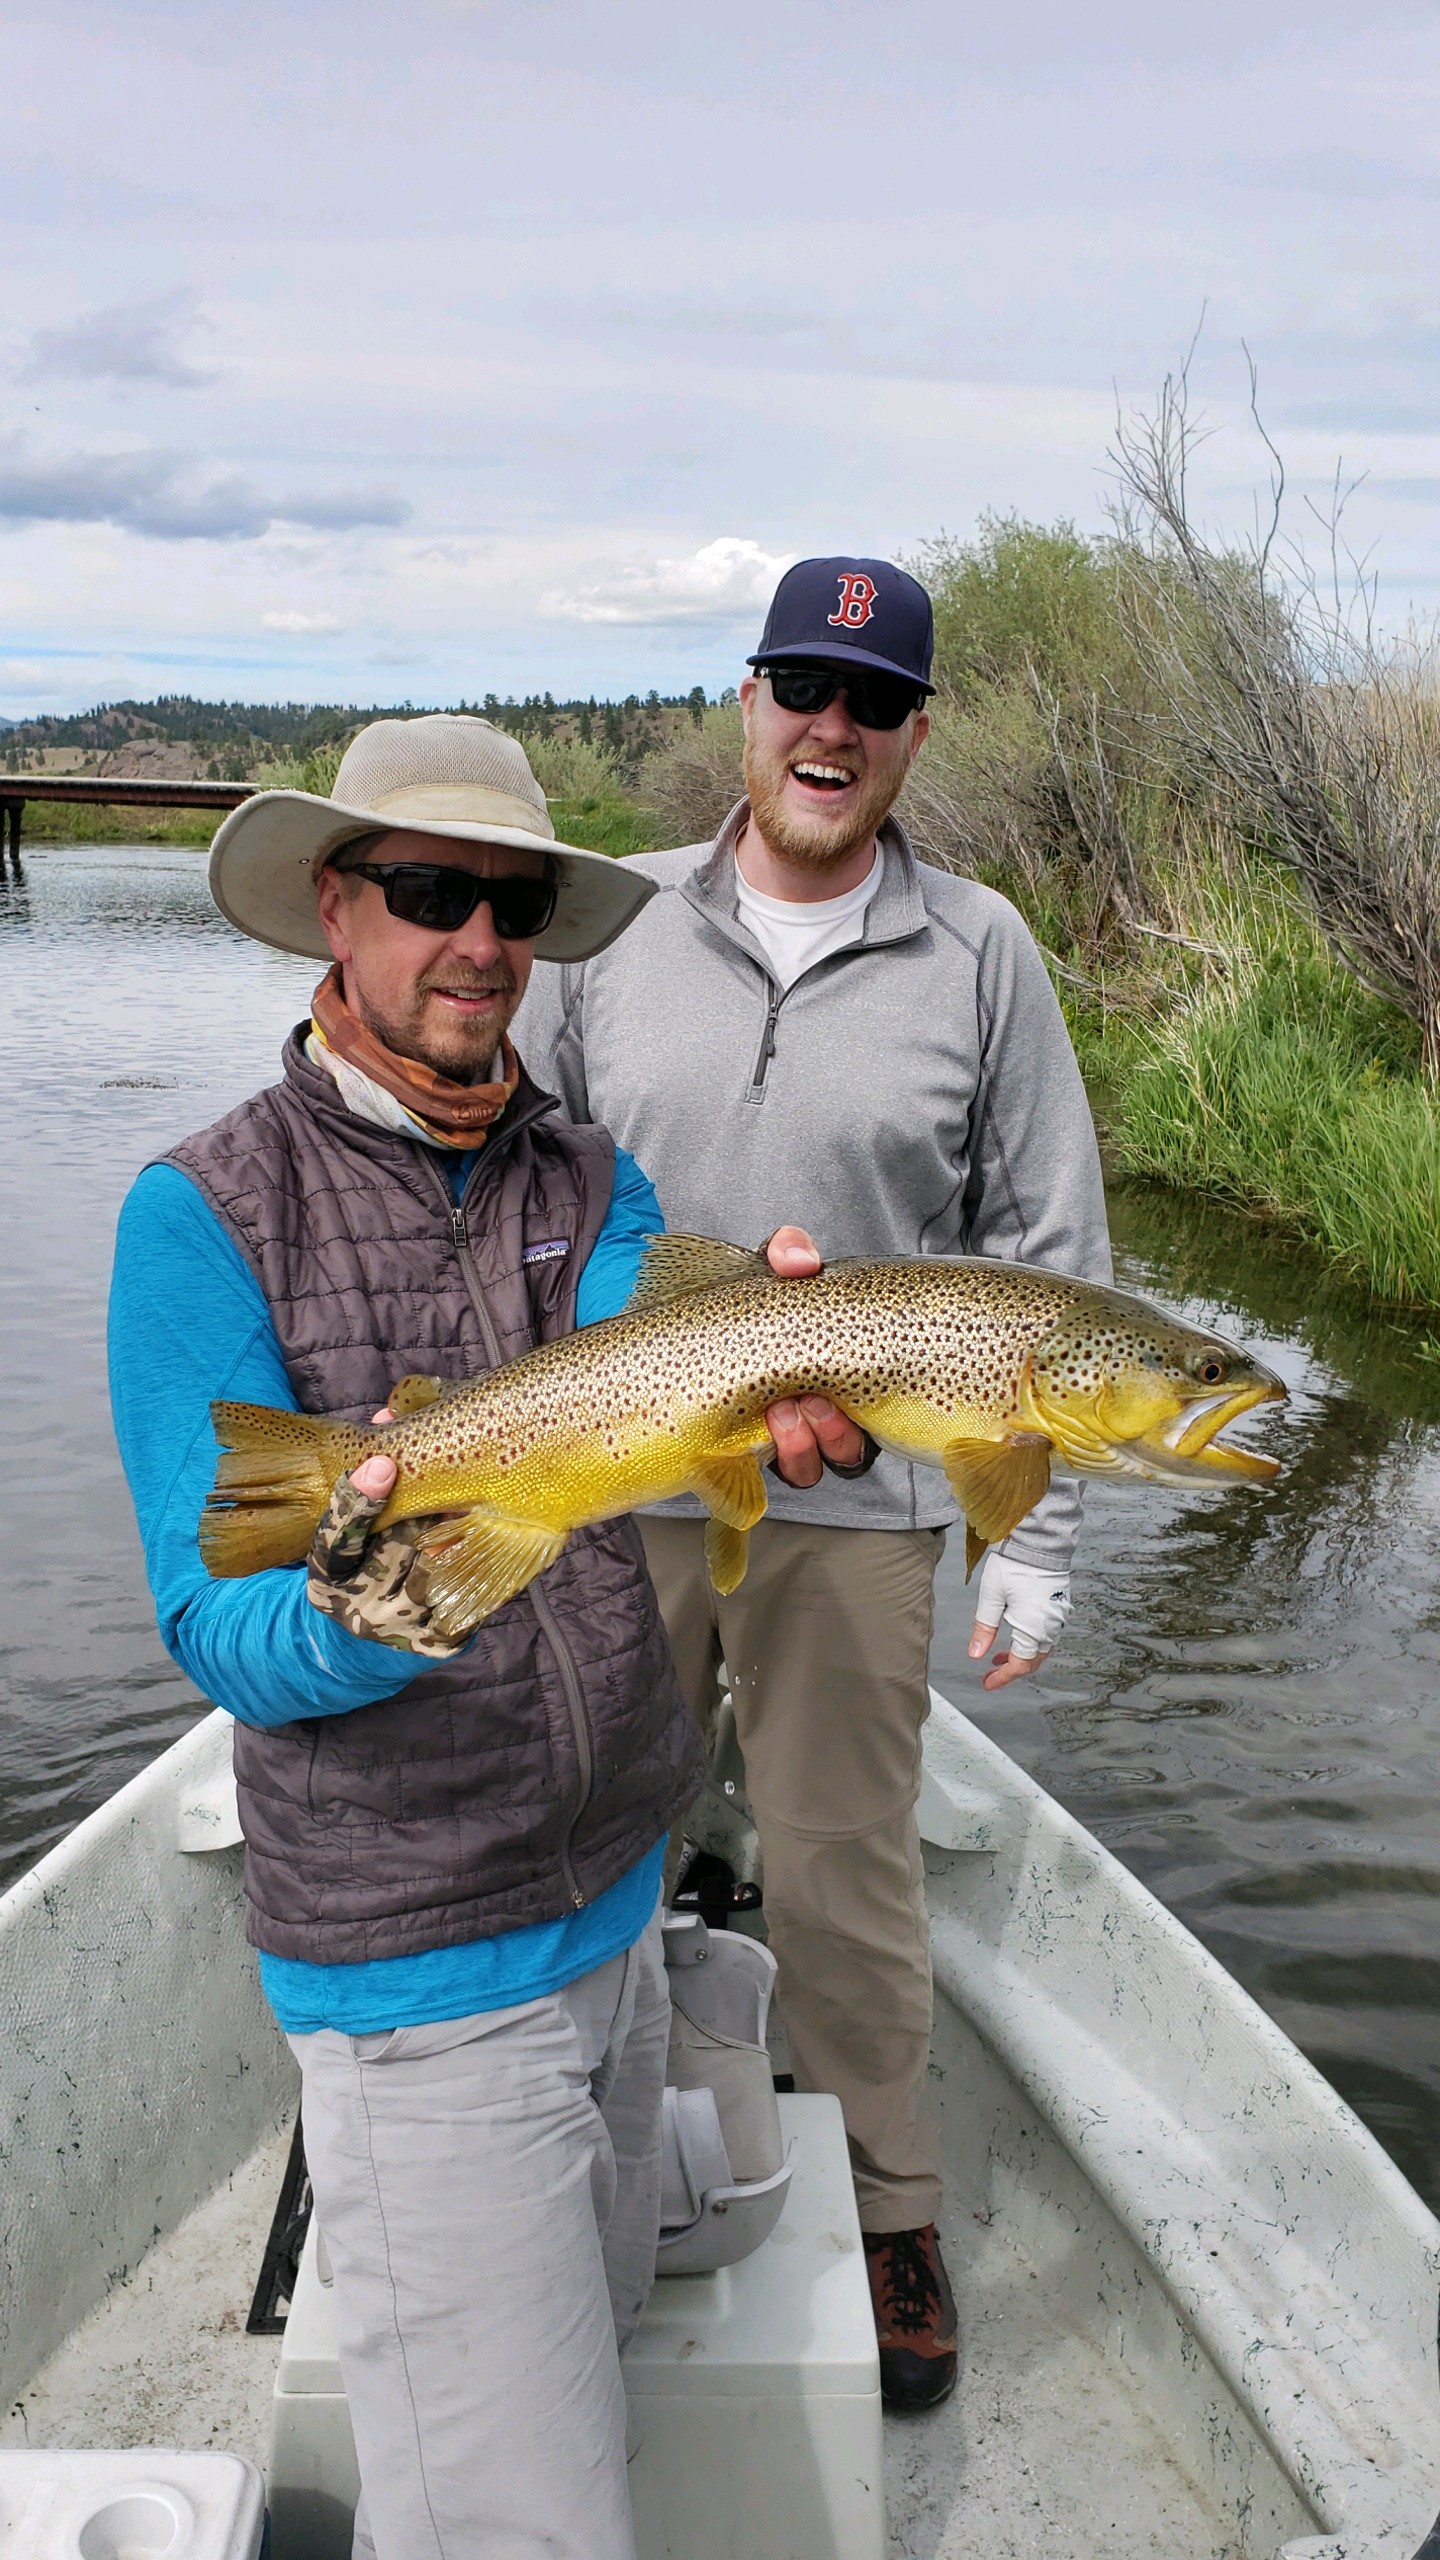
[{"left": 306, "top": 1476, "right": 471, "bottom": 1660}]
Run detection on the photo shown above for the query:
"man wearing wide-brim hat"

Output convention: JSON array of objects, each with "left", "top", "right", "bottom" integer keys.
[{"left": 107, "top": 713, "right": 862, "bottom": 2560}]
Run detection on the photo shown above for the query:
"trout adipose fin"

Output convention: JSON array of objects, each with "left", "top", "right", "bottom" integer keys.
[
  {"left": 943, "top": 1431, "right": 1053, "bottom": 1551},
  {"left": 690, "top": 1450, "right": 770, "bottom": 1596}
]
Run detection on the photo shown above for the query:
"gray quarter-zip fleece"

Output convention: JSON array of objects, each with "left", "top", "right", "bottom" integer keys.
[{"left": 514, "top": 803, "right": 1112, "bottom": 1571}]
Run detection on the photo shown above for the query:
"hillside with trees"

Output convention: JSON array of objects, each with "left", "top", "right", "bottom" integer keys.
[{"left": 0, "top": 687, "right": 712, "bottom": 785}]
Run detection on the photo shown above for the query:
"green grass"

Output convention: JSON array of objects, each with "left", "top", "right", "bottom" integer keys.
[
  {"left": 1095, "top": 944, "right": 1440, "bottom": 1309},
  {"left": 10, "top": 801, "right": 215, "bottom": 847},
  {"left": 547, "top": 790, "right": 661, "bottom": 857}
]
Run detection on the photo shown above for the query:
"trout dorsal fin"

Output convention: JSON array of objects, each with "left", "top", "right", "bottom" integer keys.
[{"left": 623, "top": 1233, "right": 770, "bottom": 1313}]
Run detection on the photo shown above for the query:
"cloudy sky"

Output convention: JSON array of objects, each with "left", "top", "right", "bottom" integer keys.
[{"left": 4, "top": 0, "right": 1440, "bottom": 717}]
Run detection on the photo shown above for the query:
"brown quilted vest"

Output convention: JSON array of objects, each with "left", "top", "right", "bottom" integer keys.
[{"left": 165, "top": 1031, "right": 700, "bottom": 1964}]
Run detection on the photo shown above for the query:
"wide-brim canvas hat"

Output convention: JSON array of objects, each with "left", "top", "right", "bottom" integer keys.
[{"left": 208, "top": 711, "right": 655, "bottom": 964}]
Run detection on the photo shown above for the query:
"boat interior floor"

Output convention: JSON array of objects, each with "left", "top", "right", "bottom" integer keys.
[{"left": 1, "top": 2117, "right": 1232, "bottom": 2560}]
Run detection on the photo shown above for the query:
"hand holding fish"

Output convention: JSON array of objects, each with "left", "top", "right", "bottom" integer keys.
[
  {"left": 306, "top": 1437, "right": 471, "bottom": 1657},
  {"left": 753, "top": 1226, "right": 870, "bottom": 1486}
]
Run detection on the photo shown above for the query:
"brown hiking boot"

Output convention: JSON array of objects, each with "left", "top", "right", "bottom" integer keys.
[{"left": 863, "top": 2224, "right": 958, "bottom": 2411}]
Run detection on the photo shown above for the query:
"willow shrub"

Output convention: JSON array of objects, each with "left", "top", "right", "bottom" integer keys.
[{"left": 508, "top": 734, "right": 656, "bottom": 857}]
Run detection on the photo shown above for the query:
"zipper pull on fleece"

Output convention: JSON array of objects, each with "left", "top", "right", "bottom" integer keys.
[
  {"left": 451, "top": 1204, "right": 469, "bottom": 1251},
  {"left": 751, "top": 992, "right": 782, "bottom": 1091}
]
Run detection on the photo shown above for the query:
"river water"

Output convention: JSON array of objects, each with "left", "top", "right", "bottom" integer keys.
[{"left": 4, "top": 843, "right": 1440, "bottom": 2202}]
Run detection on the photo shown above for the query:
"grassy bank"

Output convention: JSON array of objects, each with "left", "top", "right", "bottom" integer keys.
[
  {"left": 14, "top": 801, "right": 215, "bottom": 847},
  {"left": 1069, "top": 917, "right": 1440, "bottom": 1310}
]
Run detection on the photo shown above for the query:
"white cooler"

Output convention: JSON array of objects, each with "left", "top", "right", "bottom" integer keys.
[
  {"left": 269, "top": 2091, "right": 883, "bottom": 2560},
  {"left": 0, "top": 2452, "right": 265, "bottom": 2560}
]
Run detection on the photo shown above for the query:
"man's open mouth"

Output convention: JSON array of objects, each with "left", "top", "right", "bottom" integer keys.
[{"left": 789, "top": 761, "right": 857, "bottom": 795}]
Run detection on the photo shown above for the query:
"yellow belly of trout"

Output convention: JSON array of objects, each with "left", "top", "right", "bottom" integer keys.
[{"left": 202, "top": 1236, "right": 1078, "bottom": 1633}]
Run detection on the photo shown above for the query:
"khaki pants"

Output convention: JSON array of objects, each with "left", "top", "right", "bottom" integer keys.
[{"left": 641, "top": 1514, "right": 943, "bottom": 2233}]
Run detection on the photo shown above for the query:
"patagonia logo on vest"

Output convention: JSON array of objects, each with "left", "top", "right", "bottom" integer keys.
[{"left": 523, "top": 1238, "right": 570, "bottom": 1267}]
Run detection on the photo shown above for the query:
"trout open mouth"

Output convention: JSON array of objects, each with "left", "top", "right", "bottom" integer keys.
[{"left": 1139, "top": 1381, "right": 1288, "bottom": 1484}]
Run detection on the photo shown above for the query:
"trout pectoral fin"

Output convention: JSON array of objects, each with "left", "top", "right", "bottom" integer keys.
[
  {"left": 944, "top": 1432, "right": 1053, "bottom": 1547},
  {"left": 388, "top": 1373, "right": 448, "bottom": 1417},
  {"left": 965, "top": 1525, "right": 988, "bottom": 1582},
  {"left": 705, "top": 1519, "right": 750, "bottom": 1597},
  {"left": 689, "top": 1453, "right": 769, "bottom": 1531},
  {"left": 415, "top": 1511, "right": 567, "bottom": 1636},
  {"left": 624, "top": 1233, "right": 770, "bottom": 1313}
]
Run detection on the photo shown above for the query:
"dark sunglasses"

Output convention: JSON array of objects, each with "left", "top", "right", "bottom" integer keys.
[
  {"left": 341, "top": 859, "right": 558, "bottom": 940},
  {"left": 761, "top": 662, "right": 927, "bottom": 731}
]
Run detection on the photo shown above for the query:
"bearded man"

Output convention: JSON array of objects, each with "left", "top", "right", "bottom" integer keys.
[
  {"left": 108, "top": 713, "right": 854, "bottom": 2560},
  {"left": 517, "top": 558, "right": 1113, "bottom": 2410}
]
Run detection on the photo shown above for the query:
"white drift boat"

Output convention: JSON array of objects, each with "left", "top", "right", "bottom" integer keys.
[{"left": 3, "top": 1689, "right": 1439, "bottom": 2560}]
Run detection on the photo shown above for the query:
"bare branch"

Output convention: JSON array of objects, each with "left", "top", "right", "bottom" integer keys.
[
  {"left": 1109, "top": 367, "right": 1440, "bottom": 1080},
  {"left": 1132, "top": 920, "right": 1235, "bottom": 964}
]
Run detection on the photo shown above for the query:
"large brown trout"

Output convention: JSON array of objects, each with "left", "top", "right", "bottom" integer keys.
[{"left": 201, "top": 1233, "right": 1286, "bottom": 1636}]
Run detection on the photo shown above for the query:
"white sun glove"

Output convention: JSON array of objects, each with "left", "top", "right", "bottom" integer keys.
[{"left": 973, "top": 1551, "right": 1073, "bottom": 1662}]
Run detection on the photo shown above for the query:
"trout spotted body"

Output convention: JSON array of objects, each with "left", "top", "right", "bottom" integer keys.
[{"left": 202, "top": 1234, "right": 1286, "bottom": 1640}]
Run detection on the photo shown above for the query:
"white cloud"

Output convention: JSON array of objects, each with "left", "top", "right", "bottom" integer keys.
[
  {"left": 262, "top": 609, "right": 344, "bottom": 634},
  {"left": 544, "top": 536, "right": 796, "bottom": 625}
]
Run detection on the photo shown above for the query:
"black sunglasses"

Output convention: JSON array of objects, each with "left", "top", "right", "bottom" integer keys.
[
  {"left": 341, "top": 859, "right": 558, "bottom": 940},
  {"left": 761, "top": 662, "right": 926, "bottom": 731}
]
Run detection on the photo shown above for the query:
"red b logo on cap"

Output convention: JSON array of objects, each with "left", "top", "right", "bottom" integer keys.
[{"left": 828, "top": 572, "right": 878, "bottom": 629}]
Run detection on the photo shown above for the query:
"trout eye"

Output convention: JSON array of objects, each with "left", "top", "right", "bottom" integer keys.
[{"left": 1191, "top": 1353, "right": 1227, "bottom": 1386}]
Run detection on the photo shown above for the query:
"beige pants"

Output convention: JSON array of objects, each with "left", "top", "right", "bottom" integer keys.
[{"left": 641, "top": 1514, "right": 944, "bottom": 2233}]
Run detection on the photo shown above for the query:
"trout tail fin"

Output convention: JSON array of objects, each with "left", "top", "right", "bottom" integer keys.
[{"left": 200, "top": 1401, "right": 359, "bottom": 1578}]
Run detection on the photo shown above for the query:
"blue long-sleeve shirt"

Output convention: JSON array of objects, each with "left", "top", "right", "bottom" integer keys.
[{"left": 108, "top": 1143, "right": 667, "bottom": 2033}]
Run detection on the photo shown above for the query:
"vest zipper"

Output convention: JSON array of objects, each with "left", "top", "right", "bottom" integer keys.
[{"left": 433, "top": 1167, "right": 591, "bottom": 1910}]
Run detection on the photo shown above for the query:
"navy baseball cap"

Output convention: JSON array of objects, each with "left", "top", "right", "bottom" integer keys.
[{"left": 748, "top": 556, "right": 934, "bottom": 693}]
